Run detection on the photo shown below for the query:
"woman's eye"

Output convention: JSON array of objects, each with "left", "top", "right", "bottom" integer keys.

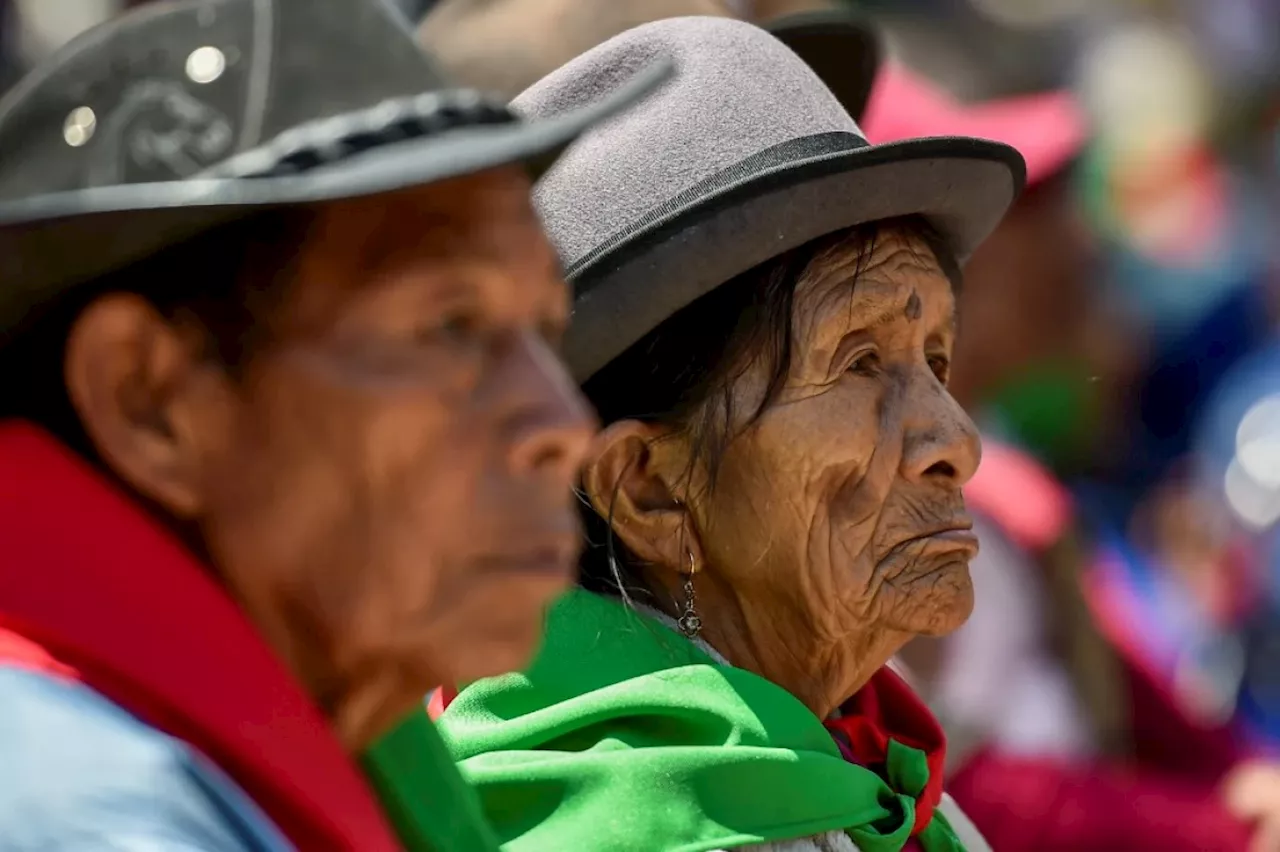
[
  {"left": 927, "top": 354, "right": 951, "bottom": 383},
  {"left": 848, "top": 349, "right": 881, "bottom": 376}
]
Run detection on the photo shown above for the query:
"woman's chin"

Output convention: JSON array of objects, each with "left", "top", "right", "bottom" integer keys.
[{"left": 890, "top": 559, "right": 975, "bottom": 638}]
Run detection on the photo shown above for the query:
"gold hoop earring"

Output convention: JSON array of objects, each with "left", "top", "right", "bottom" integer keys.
[{"left": 677, "top": 549, "right": 702, "bottom": 639}]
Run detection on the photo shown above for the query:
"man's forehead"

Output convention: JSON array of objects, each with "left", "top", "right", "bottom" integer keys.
[
  {"left": 320, "top": 168, "right": 536, "bottom": 231},
  {"left": 306, "top": 168, "right": 549, "bottom": 268}
]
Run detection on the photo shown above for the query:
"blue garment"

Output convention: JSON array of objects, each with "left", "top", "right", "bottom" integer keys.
[{"left": 0, "top": 667, "right": 294, "bottom": 851}]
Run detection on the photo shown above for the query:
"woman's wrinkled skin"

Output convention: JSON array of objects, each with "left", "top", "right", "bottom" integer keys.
[
  {"left": 60, "top": 167, "right": 594, "bottom": 751},
  {"left": 582, "top": 226, "right": 981, "bottom": 719}
]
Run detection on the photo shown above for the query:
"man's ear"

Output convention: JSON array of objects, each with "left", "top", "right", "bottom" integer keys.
[
  {"left": 580, "top": 419, "right": 704, "bottom": 577},
  {"left": 63, "top": 293, "right": 222, "bottom": 518}
]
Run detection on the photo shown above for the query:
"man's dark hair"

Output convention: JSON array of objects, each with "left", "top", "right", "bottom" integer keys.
[{"left": 0, "top": 209, "right": 314, "bottom": 458}]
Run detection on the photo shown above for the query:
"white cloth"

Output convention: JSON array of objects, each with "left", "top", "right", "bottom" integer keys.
[{"left": 723, "top": 796, "right": 990, "bottom": 851}]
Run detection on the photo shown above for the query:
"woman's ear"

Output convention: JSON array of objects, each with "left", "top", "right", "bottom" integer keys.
[{"left": 580, "top": 419, "right": 703, "bottom": 575}]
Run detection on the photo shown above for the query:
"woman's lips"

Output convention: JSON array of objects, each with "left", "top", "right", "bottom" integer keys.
[
  {"left": 893, "top": 518, "right": 979, "bottom": 556},
  {"left": 923, "top": 527, "right": 980, "bottom": 553}
]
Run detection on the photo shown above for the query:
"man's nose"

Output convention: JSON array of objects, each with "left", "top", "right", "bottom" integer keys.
[{"left": 504, "top": 331, "right": 597, "bottom": 480}]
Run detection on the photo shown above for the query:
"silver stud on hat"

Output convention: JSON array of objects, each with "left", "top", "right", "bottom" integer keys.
[
  {"left": 185, "top": 46, "right": 226, "bottom": 84},
  {"left": 63, "top": 106, "right": 97, "bottom": 147}
]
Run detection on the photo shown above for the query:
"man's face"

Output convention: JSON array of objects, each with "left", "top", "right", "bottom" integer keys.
[{"left": 64, "top": 167, "right": 594, "bottom": 744}]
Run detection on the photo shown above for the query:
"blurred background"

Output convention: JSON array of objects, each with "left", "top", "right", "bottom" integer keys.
[{"left": 6, "top": 0, "right": 1279, "bottom": 847}]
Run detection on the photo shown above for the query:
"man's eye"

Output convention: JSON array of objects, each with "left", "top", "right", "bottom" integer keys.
[{"left": 418, "top": 311, "right": 480, "bottom": 343}]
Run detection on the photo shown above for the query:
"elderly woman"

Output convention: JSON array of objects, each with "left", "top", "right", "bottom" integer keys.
[
  {"left": 430, "top": 17, "right": 1023, "bottom": 852},
  {"left": 0, "top": 1, "right": 662, "bottom": 849}
]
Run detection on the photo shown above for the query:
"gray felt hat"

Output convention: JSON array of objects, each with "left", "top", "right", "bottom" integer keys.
[
  {"left": 0, "top": 0, "right": 669, "bottom": 336},
  {"left": 513, "top": 16, "right": 1027, "bottom": 382}
]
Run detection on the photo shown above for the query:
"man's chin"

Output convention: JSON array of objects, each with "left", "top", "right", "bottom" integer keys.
[
  {"left": 438, "top": 608, "right": 552, "bottom": 684},
  {"left": 427, "top": 554, "right": 575, "bottom": 681},
  {"left": 445, "top": 642, "right": 539, "bottom": 685}
]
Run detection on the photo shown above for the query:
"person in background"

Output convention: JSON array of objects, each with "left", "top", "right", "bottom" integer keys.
[
  {"left": 416, "top": 0, "right": 877, "bottom": 115},
  {"left": 864, "top": 61, "right": 1280, "bottom": 852},
  {"left": 431, "top": 16, "right": 1024, "bottom": 851},
  {"left": 1193, "top": 341, "right": 1280, "bottom": 753},
  {"left": 0, "top": 0, "right": 663, "bottom": 849},
  {"left": 419, "top": 0, "right": 735, "bottom": 99},
  {"left": 861, "top": 61, "right": 1133, "bottom": 469}
]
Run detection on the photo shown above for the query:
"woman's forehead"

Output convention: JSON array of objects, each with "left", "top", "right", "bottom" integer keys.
[{"left": 798, "top": 227, "right": 956, "bottom": 327}]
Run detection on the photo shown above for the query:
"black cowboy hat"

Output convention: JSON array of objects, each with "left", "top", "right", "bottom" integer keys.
[
  {"left": 0, "top": 0, "right": 670, "bottom": 335},
  {"left": 513, "top": 16, "right": 1026, "bottom": 381}
]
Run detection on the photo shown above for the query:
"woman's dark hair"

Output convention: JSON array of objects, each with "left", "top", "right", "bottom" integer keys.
[
  {"left": 0, "top": 209, "right": 315, "bottom": 459},
  {"left": 578, "top": 215, "right": 961, "bottom": 604}
]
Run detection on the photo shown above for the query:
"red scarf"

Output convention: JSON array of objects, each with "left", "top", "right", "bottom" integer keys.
[
  {"left": 825, "top": 667, "right": 948, "bottom": 836},
  {"left": 0, "top": 421, "right": 401, "bottom": 852}
]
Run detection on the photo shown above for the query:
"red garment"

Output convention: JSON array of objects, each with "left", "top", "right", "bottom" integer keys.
[
  {"left": 0, "top": 420, "right": 402, "bottom": 852},
  {"left": 1124, "top": 653, "right": 1245, "bottom": 781},
  {"left": 826, "top": 667, "right": 948, "bottom": 837},
  {"left": 949, "top": 749, "right": 1253, "bottom": 852}
]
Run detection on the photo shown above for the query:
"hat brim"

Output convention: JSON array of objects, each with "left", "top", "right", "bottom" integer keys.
[
  {"left": 0, "top": 59, "right": 671, "bottom": 334},
  {"left": 565, "top": 133, "right": 1025, "bottom": 382},
  {"left": 765, "top": 9, "right": 881, "bottom": 122}
]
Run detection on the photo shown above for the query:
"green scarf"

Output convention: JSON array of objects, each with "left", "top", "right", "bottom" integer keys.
[
  {"left": 433, "top": 589, "right": 965, "bottom": 852},
  {"left": 362, "top": 704, "right": 503, "bottom": 851}
]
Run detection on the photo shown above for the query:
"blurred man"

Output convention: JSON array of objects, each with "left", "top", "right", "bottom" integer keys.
[{"left": 0, "top": 0, "right": 663, "bottom": 848}]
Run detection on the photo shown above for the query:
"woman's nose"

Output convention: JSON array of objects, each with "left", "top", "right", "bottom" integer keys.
[
  {"left": 899, "top": 380, "right": 982, "bottom": 488},
  {"left": 503, "top": 332, "right": 598, "bottom": 480}
]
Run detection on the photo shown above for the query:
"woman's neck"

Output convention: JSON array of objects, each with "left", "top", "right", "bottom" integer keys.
[
  {"left": 637, "top": 577, "right": 909, "bottom": 720},
  {"left": 632, "top": 600, "right": 731, "bottom": 665}
]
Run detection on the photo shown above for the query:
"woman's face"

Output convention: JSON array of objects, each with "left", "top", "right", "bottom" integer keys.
[{"left": 587, "top": 225, "right": 981, "bottom": 716}]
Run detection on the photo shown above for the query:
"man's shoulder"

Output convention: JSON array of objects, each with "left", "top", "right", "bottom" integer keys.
[
  {"left": 0, "top": 663, "right": 178, "bottom": 766},
  {"left": 0, "top": 666, "right": 293, "bottom": 851}
]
